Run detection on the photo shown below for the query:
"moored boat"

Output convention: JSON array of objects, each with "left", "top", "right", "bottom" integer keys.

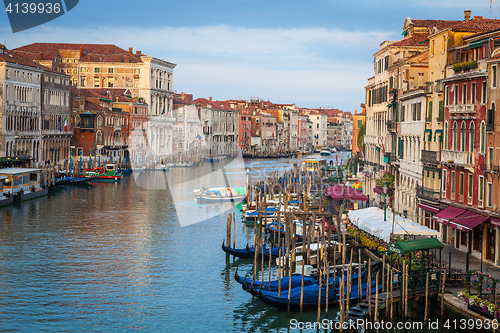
[
  {"left": 221, "top": 242, "right": 253, "bottom": 258},
  {"left": 86, "top": 164, "right": 123, "bottom": 181}
]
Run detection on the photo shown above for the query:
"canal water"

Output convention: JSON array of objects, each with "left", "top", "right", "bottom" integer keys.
[{"left": 0, "top": 152, "right": 455, "bottom": 332}]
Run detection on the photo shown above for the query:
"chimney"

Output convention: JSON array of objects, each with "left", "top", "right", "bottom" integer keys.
[
  {"left": 116, "top": 96, "right": 119, "bottom": 102},
  {"left": 129, "top": 47, "right": 133, "bottom": 54},
  {"left": 124, "top": 55, "right": 129, "bottom": 63},
  {"left": 79, "top": 46, "right": 83, "bottom": 58},
  {"left": 116, "top": 55, "right": 121, "bottom": 62},
  {"left": 464, "top": 9, "right": 471, "bottom": 22},
  {"left": 136, "top": 50, "right": 141, "bottom": 55},
  {"left": 355, "top": 110, "right": 357, "bottom": 115},
  {"left": 209, "top": 97, "right": 212, "bottom": 101},
  {"left": 181, "top": 92, "right": 185, "bottom": 100},
  {"left": 89, "top": 54, "right": 93, "bottom": 62}
]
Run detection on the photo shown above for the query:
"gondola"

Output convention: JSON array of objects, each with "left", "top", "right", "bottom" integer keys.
[
  {"left": 221, "top": 241, "right": 254, "bottom": 258},
  {"left": 255, "top": 279, "right": 380, "bottom": 311},
  {"left": 235, "top": 269, "right": 318, "bottom": 295},
  {"left": 245, "top": 244, "right": 283, "bottom": 257}
]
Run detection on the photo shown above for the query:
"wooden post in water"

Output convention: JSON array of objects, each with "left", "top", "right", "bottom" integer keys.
[
  {"left": 317, "top": 266, "right": 322, "bottom": 324},
  {"left": 382, "top": 254, "right": 385, "bottom": 293},
  {"left": 278, "top": 233, "right": 282, "bottom": 298},
  {"left": 375, "top": 271, "right": 379, "bottom": 321},
  {"left": 339, "top": 275, "right": 345, "bottom": 333},
  {"left": 346, "top": 264, "right": 352, "bottom": 321},
  {"left": 368, "top": 258, "right": 372, "bottom": 318},
  {"left": 287, "top": 215, "right": 293, "bottom": 318},
  {"left": 232, "top": 212, "right": 236, "bottom": 250},
  {"left": 404, "top": 263, "right": 409, "bottom": 319},
  {"left": 441, "top": 270, "right": 446, "bottom": 316},
  {"left": 226, "top": 214, "right": 232, "bottom": 260},
  {"left": 358, "top": 249, "right": 362, "bottom": 303},
  {"left": 390, "top": 269, "right": 394, "bottom": 322},
  {"left": 386, "top": 264, "right": 389, "bottom": 315},
  {"left": 424, "top": 272, "right": 429, "bottom": 322}
]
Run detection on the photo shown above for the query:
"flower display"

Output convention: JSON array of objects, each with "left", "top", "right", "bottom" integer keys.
[{"left": 458, "top": 292, "right": 500, "bottom": 317}]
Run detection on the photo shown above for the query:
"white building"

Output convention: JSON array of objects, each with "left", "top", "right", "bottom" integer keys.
[
  {"left": 309, "top": 112, "right": 327, "bottom": 147},
  {"left": 341, "top": 114, "right": 353, "bottom": 149},
  {"left": 396, "top": 90, "right": 425, "bottom": 219}
]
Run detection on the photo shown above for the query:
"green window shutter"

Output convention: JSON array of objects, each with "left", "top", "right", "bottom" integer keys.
[
  {"left": 439, "top": 101, "right": 444, "bottom": 118},
  {"left": 428, "top": 101, "right": 433, "bottom": 119},
  {"left": 398, "top": 137, "right": 403, "bottom": 157},
  {"left": 396, "top": 104, "right": 399, "bottom": 122}
]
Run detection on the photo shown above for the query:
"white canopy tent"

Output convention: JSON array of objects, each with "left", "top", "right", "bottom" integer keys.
[{"left": 348, "top": 207, "right": 440, "bottom": 242}]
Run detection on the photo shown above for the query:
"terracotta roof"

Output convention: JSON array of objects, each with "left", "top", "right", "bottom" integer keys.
[
  {"left": 411, "top": 20, "right": 461, "bottom": 30},
  {"left": 193, "top": 98, "right": 220, "bottom": 109},
  {"left": 390, "top": 34, "right": 429, "bottom": 47},
  {"left": 83, "top": 100, "right": 109, "bottom": 112},
  {"left": 71, "top": 88, "right": 136, "bottom": 104},
  {"left": 13, "top": 43, "right": 143, "bottom": 63},
  {"left": 0, "top": 45, "right": 64, "bottom": 74},
  {"left": 451, "top": 17, "right": 500, "bottom": 31}
]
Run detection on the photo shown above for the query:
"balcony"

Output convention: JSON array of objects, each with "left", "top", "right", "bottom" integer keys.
[
  {"left": 487, "top": 123, "right": 494, "bottom": 133},
  {"left": 425, "top": 117, "right": 432, "bottom": 122},
  {"left": 421, "top": 150, "right": 439, "bottom": 165},
  {"left": 441, "top": 150, "right": 474, "bottom": 170},
  {"left": 114, "top": 126, "right": 122, "bottom": 132},
  {"left": 416, "top": 186, "right": 440, "bottom": 202},
  {"left": 436, "top": 116, "right": 443, "bottom": 123},
  {"left": 387, "top": 120, "right": 397, "bottom": 132}
]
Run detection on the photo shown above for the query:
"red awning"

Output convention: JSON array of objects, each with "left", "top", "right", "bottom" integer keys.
[
  {"left": 325, "top": 185, "right": 369, "bottom": 202},
  {"left": 418, "top": 202, "right": 441, "bottom": 214},
  {"left": 449, "top": 211, "right": 488, "bottom": 232},
  {"left": 374, "top": 186, "right": 383, "bottom": 195},
  {"left": 432, "top": 206, "right": 466, "bottom": 224},
  {"left": 491, "top": 217, "right": 500, "bottom": 227}
]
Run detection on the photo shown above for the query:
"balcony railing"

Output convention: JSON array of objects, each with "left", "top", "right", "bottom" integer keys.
[
  {"left": 487, "top": 124, "right": 494, "bottom": 133},
  {"left": 425, "top": 117, "right": 432, "bottom": 122},
  {"left": 387, "top": 120, "right": 397, "bottom": 132},
  {"left": 416, "top": 186, "right": 440, "bottom": 201},
  {"left": 436, "top": 116, "right": 443, "bottom": 123},
  {"left": 421, "top": 150, "right": 439, "bottom": 165},
  {"left": 441, "top": 150, "right": 474, "bottom": 168}
]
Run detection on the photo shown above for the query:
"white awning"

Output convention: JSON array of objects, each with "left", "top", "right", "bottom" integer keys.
[{"left": 348, "top": 207, "right": 440, "bottom": 242}]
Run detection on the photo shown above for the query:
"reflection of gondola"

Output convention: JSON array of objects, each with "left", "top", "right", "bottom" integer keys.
[{"left": 221, "top": 241, "right": 253, "bottom": 258}]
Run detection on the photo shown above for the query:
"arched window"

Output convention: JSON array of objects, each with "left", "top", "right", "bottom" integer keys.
[
  {"left": 453, "top": 122, "right": 458, "bottom": 151},
  {"left": 461, "top": 121, "right": 466, "bottom": 151},
  {"left": 481, "top": 121, "right": 486, "bottom": 153},
  {"left": 97, "top": 116, "right": 103, "bottom": 127},
  {"left": 96, "top": 130, "right": 103, "bottom": 144},
  {"left": 75, "top": 115, "right": 80, "bottom": 127},
  {"left": 469, "top": 122, "right": 475, "bottom": 152},
  {"left": 444, "top": 122, "right": 448, "bottom": 149}
]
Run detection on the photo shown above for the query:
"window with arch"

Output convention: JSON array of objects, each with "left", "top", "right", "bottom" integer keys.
[
  {"left": 453, "top": 122, "right": 458, "bottom": 151},
  {"left": 461, "top": 122, "right": 466, "bottom": 151},
  {"left": 75, "top": 115, "right": 81, "bottom": 127},
  {"left": 469, "top": 122, "right": 475, "bottom": 152},
  {"left": 481, "top": 121, "right": 486, "bottom": 153},
  {"left": 96, "top": 130, "right": 103, "bottom": 144},
  {"left": 97, "top": 116, "right": 103, "bottom": 127}
]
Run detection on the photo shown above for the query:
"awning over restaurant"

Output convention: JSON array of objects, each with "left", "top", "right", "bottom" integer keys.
[
  {"left": 325, "top": 185, "right": 369, "bottom": 201},
  {"left": 449, "top": 211, "right": 488, "bottom": 232},
  {"left": 349, "top": 207, "right": 440, "bottom": 242},
  {"left": 418, "top": 202, "right": 441, "bottom": 214},
  {"left": 389, "top": 238, "right": 444, "bottom": 255},
  {"left": 433, "top": 206, "right": 466, "bottom": 224},
  {"left": 491, "top": 217, "right": 500, "bottom": 227}
]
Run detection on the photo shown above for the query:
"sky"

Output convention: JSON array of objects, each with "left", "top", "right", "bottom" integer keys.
[{"left": 0, "top": 0, "right": 498, "bottom": 112}]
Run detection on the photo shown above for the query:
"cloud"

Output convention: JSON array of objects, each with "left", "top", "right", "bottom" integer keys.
[{"left": 5, "top": 24, "right": 393, "bottom": 109}]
